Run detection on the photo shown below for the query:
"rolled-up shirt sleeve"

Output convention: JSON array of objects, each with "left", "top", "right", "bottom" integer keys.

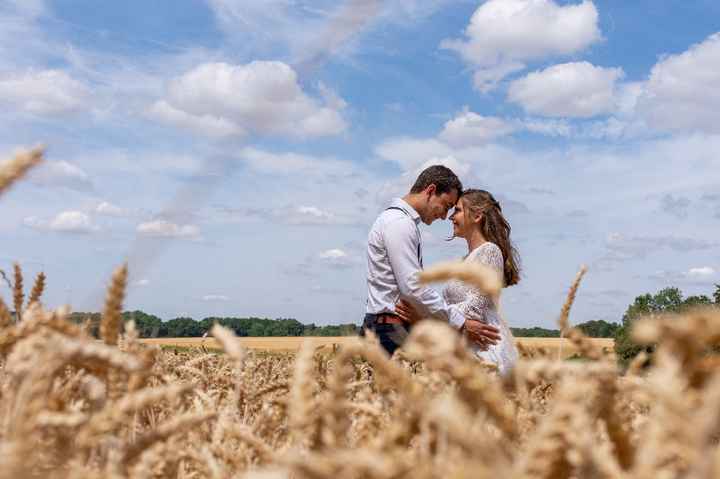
[{"left": 383, "top": 218, "right": 466, "bottom": 329}]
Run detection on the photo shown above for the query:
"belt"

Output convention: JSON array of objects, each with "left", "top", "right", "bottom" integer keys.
[{"left": 375, "top": 313, "right": 405, "bottom": 325}]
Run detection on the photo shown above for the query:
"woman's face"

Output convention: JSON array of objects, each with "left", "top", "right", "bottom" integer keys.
[{"left": 450, "top": 199, "right": 467, "bottom": 238}]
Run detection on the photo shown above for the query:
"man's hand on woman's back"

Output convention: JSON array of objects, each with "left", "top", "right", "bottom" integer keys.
[{"left": 463, "top": 320, "right": 501, "bottom": 350}]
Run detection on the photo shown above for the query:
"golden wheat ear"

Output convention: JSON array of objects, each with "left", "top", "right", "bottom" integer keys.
[
  {"left": 12, "top": 263, "right": 23, "bottom": 322},
  {"left": 100, "top": 263, "right": 128, "bottom": 346},
  {"left": 558, "top": 264, "right": 587, "bottom": 333},
  {"left": 27, "top": 272, "right": 46, "bottom": 308},
  {"left": 0, "top": 146, "right": 44, "bottom": 197}
]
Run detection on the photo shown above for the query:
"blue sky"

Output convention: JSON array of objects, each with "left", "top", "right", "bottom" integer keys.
[{"left": 1, "top": 0, "right": 719, "bottom": 328}]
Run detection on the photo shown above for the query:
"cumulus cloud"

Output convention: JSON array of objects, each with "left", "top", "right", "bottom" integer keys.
[
  {"left": 24, "top": 210, "right": 99, "bottom": 234},
  {"left": 0, "top": 69, "right": 90, "bottom": 115},
  {"left": 508, "top": 62, "right": 624, "bottom": 118},
  {"left": 136, "top": 220, "right": 201, "bottom": 239},
  {"left": 147, "top": 101, "right": 246, "bottom": 138},
  {"left": 439, "top": 110, "right": 516, "bottom": 147},
  {"left": 148, "top": 61, "right": 346, "bottom": 139},
  {"left": 636, "top": 33, "right": 720, "bottom": 134},
  {"left": 442, "top": 0, "right": 601, "bottom": 91},
  {"left": 29, "top": 160, "right": 93, "bottom": 191}
]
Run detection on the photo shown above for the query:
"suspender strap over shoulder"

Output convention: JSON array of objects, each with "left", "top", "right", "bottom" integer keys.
[{"left": 385, "top": 206, "right": 423, "bottom": 268}]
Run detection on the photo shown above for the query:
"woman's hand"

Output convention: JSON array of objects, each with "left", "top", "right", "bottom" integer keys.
[{"left": 395, "top": 299, "right": 421, "bottom": 324}]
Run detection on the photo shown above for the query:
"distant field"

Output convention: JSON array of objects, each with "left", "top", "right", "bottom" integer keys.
[{"left": 141, "top": 336, "right": 614, "bottom": 358}]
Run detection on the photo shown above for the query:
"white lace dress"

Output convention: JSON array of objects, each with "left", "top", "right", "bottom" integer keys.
[{"left": 442, "top": 242, "right": 519, "bottom": 375}]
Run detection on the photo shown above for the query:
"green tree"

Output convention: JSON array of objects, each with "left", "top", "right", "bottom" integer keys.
[
  {"left": 576, "top": 319, "right": 619, "bottom": 338},
  {"left": 614, "top": 286, "right": 718, "bottom": 366}
]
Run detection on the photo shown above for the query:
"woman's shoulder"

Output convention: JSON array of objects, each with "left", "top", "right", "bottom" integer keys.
[
  {"left": 471, "top": 241, "right": 501, "bottom": 257},
  {"left": 468, "top": 242, "right": 503, "bottom": 265}
]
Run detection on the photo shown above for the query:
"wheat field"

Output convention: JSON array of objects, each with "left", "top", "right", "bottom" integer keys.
[
  {"left": 3, "top": 147, "right": 720, "bottom": 478},
  {"left": 143, "top": 336, "right": 615, "bottom": 359}
]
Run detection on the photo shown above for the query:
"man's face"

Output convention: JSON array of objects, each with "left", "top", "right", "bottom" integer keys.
[{"left": 422, "top": 187, "right": 459, "bottom": 225}]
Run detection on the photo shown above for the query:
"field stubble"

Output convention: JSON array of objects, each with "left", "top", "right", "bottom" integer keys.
[{"left": 2, "top": 147, "right": 720, "bottom": 479}]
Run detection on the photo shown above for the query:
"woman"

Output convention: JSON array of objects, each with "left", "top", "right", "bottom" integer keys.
[{"left": 396, "top": 189, "right": 521, "bottom": 374}]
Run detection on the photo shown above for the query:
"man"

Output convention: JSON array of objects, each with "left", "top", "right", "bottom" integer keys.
[{"left": 363, "top": 165, "right": 501, "bottom": 355}]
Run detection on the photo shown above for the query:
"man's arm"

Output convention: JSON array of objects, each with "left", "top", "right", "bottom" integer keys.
[{"left": 383, "top": 218, "right": 466, "bottom": 329}]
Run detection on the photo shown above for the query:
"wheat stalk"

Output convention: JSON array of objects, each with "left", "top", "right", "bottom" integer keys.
[
  {"left": 27, "top": 272, "right": 46, "bottom": 307},
  {"left": 0, "top": 146, "right": 44, "bottom": 197}
]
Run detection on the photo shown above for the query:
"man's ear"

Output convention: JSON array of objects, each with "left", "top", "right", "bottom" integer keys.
[{"left": 426, "top": 184, "right": 437, "bottom": 197}]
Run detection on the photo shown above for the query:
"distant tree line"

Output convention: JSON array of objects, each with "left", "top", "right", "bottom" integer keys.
[
  {"left": 510, "top": 319, "right": 620, "bottom": 339},
  {"left": 68, "top": 309, "right": 625, "bottom": 340},
  {"left": 68, "top": 311, "right": 359, "bottom": 338}
]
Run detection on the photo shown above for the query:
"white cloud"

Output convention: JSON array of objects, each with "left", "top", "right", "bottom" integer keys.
[
  {"left": 0, "top": 69, "right": 90, "bottom": 115},
  {"left": 521, "top": 117, "right": 573, "bottom": 137},
  {"left": 24, "top": 210, "right": 99, "bottom": 234},
  {"left": 319, "top": 248, "right": 347, "bottom": 260},
  {"left": 202, "top": 294, "right": 230, "bottom": 302},
  {"left": 95, "top": 201, "right": 133, "bottom": 218},
  {"left": 147, "top": 100, "right": 246, "bottom": 138},
  {"left": 442, "top": 0, "right": 601, "bottom": 91},
  {"left": 317, "top": 248, "right": 356, "bottom": 269},
  {"left": 508, "top": 62, "right": 624, "bottom": 118},
  {"left": 648, "top": 266, "right": 717, "bottom": 284},
  {"left": 149, "top": 61, "right": 346, "bottom": 139},
  {"left": 134, "top": 279, "right": 150, "bottom": 286},
  {"left": 439, "top": 110, "right": 516, "bottom": 147},
  {"left": 290, "top": 206, "right": 344, "bottom": 225},
  {"left": 136, "top": 220, "right": 201, "bottom": 239},
  {"left": 29, "top": 160, "right": 93, "bottom": 191},
  {"left": 636, "top": 32, "right": 720, "bottom": 134},
  {"left": 375, "top": 137, "right": 453, "bottom": 171},
  {"left": 471, "top": 62, "right": 526, "bottom": 94},
  {"left": 687, "top": 267, "right": 715, "bottom": 278}
]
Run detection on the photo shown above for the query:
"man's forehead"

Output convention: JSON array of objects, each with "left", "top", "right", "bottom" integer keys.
[{"left": 440, "top": 190, "right": 460, "bottom": 204}]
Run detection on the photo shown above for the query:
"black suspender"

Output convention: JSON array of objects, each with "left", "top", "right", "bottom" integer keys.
[{"left": 385, "top": 207, "right": 423, "bottom": 268}]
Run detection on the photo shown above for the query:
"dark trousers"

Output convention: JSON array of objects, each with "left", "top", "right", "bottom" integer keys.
[{"left": 360, "top": 313, "right": 410, "bottom": 356}]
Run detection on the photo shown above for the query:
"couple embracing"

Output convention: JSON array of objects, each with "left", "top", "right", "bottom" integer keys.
[{"left": 362, "top": 165, "right": 520, "bottom": 374}]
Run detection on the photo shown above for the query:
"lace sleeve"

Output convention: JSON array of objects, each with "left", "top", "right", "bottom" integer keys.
[{"left": 454, "top": 243, "right": 504, "bottom": 321}]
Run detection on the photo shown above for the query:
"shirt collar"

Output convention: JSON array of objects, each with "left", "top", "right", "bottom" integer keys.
[{"left": 390, "top": 198, "right": 421, "bottom": 224}]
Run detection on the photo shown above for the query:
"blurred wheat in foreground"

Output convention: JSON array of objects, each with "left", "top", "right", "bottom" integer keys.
[{"left": 2, "top": 147, "right": 720, "bottom": 479}]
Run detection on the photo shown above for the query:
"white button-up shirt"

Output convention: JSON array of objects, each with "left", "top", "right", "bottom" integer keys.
[{"left": 365, "top": 198, "right": 465, "bottom": 329}]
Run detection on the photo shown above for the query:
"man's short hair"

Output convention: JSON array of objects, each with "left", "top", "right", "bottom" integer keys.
[{"left": 410, "top": 165, "right": 463, "bottom": 196}]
